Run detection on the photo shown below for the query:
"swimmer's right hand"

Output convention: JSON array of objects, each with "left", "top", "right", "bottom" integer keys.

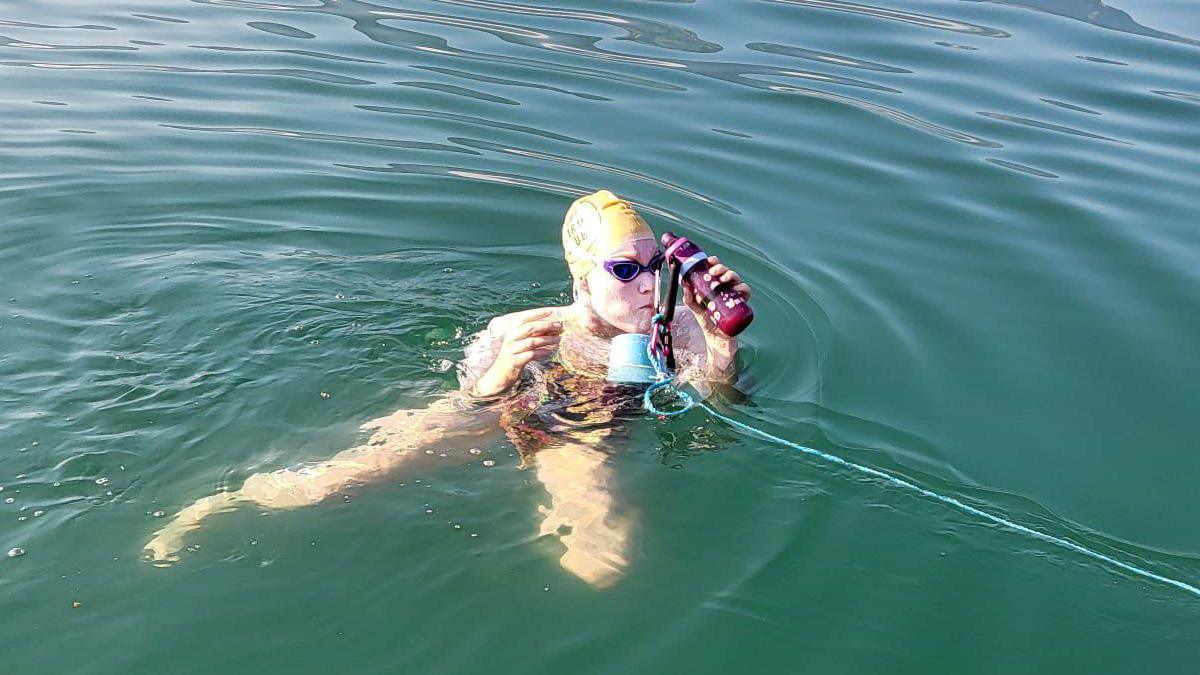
[{"left": 472, "top": 309, "right": 563, "bottom": 398}]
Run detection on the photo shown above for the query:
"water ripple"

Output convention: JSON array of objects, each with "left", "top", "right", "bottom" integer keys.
[
  {"left": 184, "top": 0, "right": 996, "bottom": 149},
  {"left": 764, "top": 0, "right": 1011, "bottom": 38},
  {"left": 160, "top": 123, "right": 478, "bottom": 154},
  {"left": 0, "top": 34, "right": 138, "bottom": 51},
  {"left": 3, "top": 0, "right": 1200, "bottom": 657},
  {"left": 413, "top": 64, "right": 610, "bottom": 101},
  {"left": 430, "top": 0, "right": 724, "bottom": 54},
  {"left": 189, "top": 44, "right": 384, "bottom": 64},
  {"left": 985, "top": 157, "right": 1059, "bottom": 178},
  {"left": 446, "top": 137, "right": 740, "bottom": 213},
  {"left": 746, "top": 41, "right": 912, "bottom": 74},
  {"left": 132, "top": 14, "right": 190, "bottom": 24},
  {"left": 978, "top": 111, "right": 1132, "bottom": 145},
  {"left": 0, "top": 19, "right": 116, "bottom": 30},
  {"left": 356, "top": 104, "right": 589, "bottom": 144},
  {"left": 247, "top": 20, "right": 316, "bottom": 38},
  {"left": 0, "top": 59, "right": 375, "bottom": 84},
  {"left": 1041, "top": 98, "right": 1101, "bottom": 115},
  {"left": 1152, "top": 90, "right": 1200, "bottom": 106},
  {"left": 394, "top": 79, "right": 521, "bottom": 105},
  {"left": 989, "top": 0, "right": 1200, "bottom": 47}
]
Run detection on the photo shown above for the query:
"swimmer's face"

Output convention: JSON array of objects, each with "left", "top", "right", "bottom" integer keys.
[{"left": 583, "top": 237, "right": 659, "bottom": 334}]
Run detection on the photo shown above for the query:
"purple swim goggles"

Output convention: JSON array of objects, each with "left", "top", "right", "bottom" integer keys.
[{"left": 602, "top": 250, "right": 664, "bottom": 282}]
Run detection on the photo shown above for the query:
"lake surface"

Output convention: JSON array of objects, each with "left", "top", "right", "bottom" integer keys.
[{"left": 2, "top": 0, "right": 1198, "bottom": 672}]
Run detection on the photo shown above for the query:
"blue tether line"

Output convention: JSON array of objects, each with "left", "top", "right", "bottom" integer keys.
[{"left": 642, "top": 374, "right": 1200, "bottom": 599}]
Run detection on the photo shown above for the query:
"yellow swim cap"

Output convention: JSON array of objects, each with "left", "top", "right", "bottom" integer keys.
[{"left": 562, "top": 190, "right": 655, "bottom": 279}]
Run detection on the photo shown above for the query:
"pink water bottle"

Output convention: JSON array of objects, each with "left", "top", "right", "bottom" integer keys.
[{"left": 661, "top": 232, "right": 754, "bottom": 337}]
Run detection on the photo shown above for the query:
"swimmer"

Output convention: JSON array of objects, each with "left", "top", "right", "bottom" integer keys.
[{"left": 145, "top": 189, "right": 751, "bottom": 587}]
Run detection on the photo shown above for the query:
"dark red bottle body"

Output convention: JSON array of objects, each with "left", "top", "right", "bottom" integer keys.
[{"left": 661, "top": 232, "right": 754, "bottom": 337}]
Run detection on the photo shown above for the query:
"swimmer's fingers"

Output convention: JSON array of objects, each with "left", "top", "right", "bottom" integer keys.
[
  {"left": 510, "top": 335, "right": 561, "bottom": 355},
  {"left": 707, "top": 259, "right": 740, "bottom": 284},
  {"left": 512, "top": 346, "right": 557, "bottom": 367},
  {"left": 705, "top": 258, "right": 749, "bottom": 298},
  {"left": 509, "top": 318, "right": 564, "bottom": 342}
]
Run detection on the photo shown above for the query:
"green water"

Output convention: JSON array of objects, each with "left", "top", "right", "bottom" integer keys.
[{"left": 2, "top": 0, "right": 1199, "bottom": 671}]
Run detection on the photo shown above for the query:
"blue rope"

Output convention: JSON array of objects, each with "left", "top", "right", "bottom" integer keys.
[
  {"left": 639, "top": 370, "right": 1200, "bottom": 598},
  {"left": 694, "top": 401, "right": 1200, "bottom": 599},
  {"left": 643, "top": 314, "right": 696, "bottom": 417},
  {"left": 642, "top": 332, "right": 695, "bottom": 416},
  {"left": 643, "top": 378, "right": 694, "bottom": 416}
]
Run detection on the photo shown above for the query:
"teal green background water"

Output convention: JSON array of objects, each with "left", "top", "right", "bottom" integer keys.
[{"left": 2, "top": 0, "right": 1199, "bottom": 672}]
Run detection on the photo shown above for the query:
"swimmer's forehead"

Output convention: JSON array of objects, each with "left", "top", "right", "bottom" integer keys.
[{"left": 605, "top": 237, "right": 659, "bottom": 260}]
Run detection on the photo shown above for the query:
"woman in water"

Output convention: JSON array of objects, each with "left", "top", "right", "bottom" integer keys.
[{"left": 145, "top": 189, "right": 751, "bottom": 587}]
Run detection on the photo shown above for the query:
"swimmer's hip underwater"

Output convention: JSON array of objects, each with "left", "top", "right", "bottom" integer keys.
[{"left": 144, "top": 189, "right": 755, "bottom": 589}]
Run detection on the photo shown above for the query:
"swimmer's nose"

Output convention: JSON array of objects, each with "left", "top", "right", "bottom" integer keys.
[{"left": 635, "top": 271, "right": 654, "bottom": 295}]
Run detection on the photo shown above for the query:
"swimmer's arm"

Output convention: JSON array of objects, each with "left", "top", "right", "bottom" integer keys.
[
  {"left": 700, "top": 333, "right": 740, "bottom": 382},
  {"left": 678, "top": 257, "right": 749, "bottom": 384},
  {"left": 459, "top": 308, "right": 564, "bottom": 398},
  {"left": 696, "top": 332, "right": 741, "bottom": 384},
  {"left": 675, "top": 313, "right": 740, "bottom": 384},
  {"left": 458, "top": 321, "right": 505, "bottom": 395}
]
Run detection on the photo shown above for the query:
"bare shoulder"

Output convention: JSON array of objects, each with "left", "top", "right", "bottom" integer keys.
[{"left": 486, "top": 305, "right": 567, "bottom": 336}]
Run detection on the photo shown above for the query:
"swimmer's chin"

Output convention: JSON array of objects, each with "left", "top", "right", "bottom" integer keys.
[{"left": 623, "top": 306, "right": 655, "bottom": 334}]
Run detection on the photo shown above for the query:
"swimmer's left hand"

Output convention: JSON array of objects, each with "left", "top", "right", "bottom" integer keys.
[{"left": 683, "top": 256, "right": 751, "bottom": 337}]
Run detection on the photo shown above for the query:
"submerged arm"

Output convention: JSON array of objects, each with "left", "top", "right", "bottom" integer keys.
[
  {"left": 145, "top": 390, "right": 503, "bottom": 564},
  {"left": 534, "top": 441, "right": 632, "bottom": 589}
]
